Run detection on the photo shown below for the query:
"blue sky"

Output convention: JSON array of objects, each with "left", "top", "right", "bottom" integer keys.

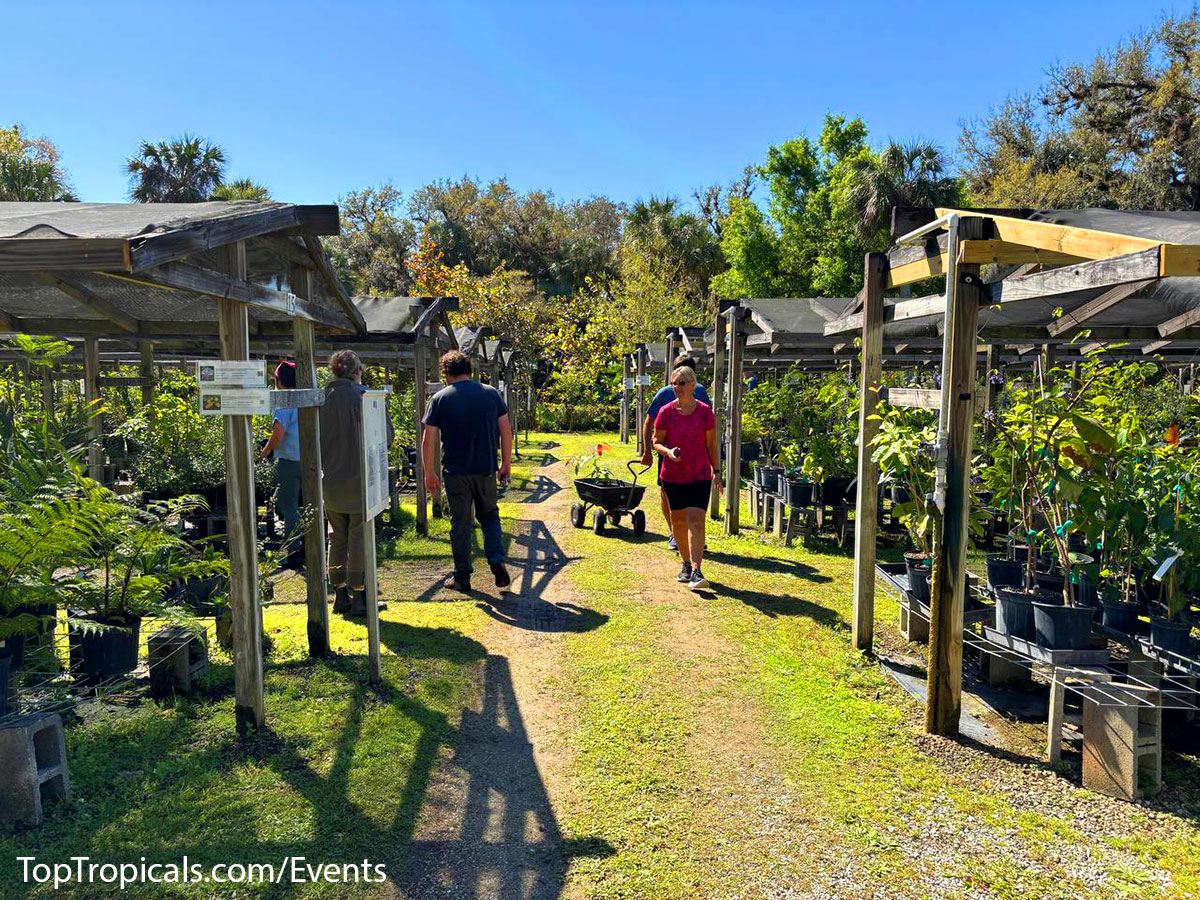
[{"left": 0, "top": 1, "right": 1173, "bottom": 208}]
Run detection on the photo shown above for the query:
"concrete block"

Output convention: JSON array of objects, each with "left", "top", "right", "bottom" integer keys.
[
  {"left": 148, "top": 626, "right": 209, "bottom": 698},
  {"left": 0, "top": 713, "right": 71, "bottom": 827}
]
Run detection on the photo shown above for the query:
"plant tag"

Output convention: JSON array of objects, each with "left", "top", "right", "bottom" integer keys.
[{"left": 1153, "top": 553, "right": 1180, "bottom": 582}]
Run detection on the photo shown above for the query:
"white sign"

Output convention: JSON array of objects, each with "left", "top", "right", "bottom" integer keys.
[
  {"left": 199, "top": 386, "right": 270, "bottom": 416},
  {"left": 195, "top": 360, "right": 265, "bottom": 388},
  {"left": 636, "top": 375, "right": 653, "bottom": 386},
  {"left": 623, "top": 378, "right": 635, "bottom": 390},
  {"left": 362, "top": 390, "right": 391, "bottom": 519}
]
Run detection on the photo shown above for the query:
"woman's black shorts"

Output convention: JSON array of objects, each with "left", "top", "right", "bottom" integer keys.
[{"left": 662, "top": 479, "right": 713, "bottom": 511}]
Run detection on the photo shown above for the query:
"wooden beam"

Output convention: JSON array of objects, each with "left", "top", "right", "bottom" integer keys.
[
  {"left": 1158, "top": 243, "right": 1200, "bottom": 277},
  {"left": 989, "top": 247, "right": 1160, "bottom": 306},
  {"left": 215, "top": 240, "right": 266, "bottom": 735},
  {"left": 826, "top": 293, "right": 947, "bottom": 335},
  {"left": 1046, "top": 279, "right": 1157, "bottom": 337},
  {"left": 710, "top": 311, "right": 727, "bottom": 520},
  {"left": 960, "top": 240, "right": 1084, "bottom": 267},
  {"left": 252, "top": 235, "right": 316, "bottom": 270},
  {"left": 35, "top": 272, "right": 140, "bottom": 333},
  {"left": 413, "top": 343, "right": 429, "bottom": 535},
  {"left": 0, "top": 238, "right": 129, "bottom": 272},
  {"left": 1158, "top": 305, "right": 1200, "bottom": 338},
  {"left": 620, "top": 354, "right": 631, "bottom": 444},
  {"left": 891, "top": 206, "right": 1034, "bottom": 240},
  {"left": 635, "top": 345, "right": 647, "bottom": 454},
  {"left": 1142, "top": 339, "right": 1173, "bottom": 355},
  {"left": 120, "top": 263, "right": 354, "bottom": 331},
  {"left": 83, "top": 338, "right": 104, "bottom": 482},
  {"left": 269, "top": 388, "right": 326, "bottom": 409},
  {"left": 852, "top": 253, "right": 886, "bottom": 652},
  {"left": 925, "top": 216, "right": 986, "bottom": 736},
  {"left": 291, "top": 274, "right": 330, "bottom": 660},
  {"left": 301, "top": 235, "right": 366, "bottom": 334},
  {"left": 936, "top": 207, "right": 1163, "bottom": 261},
  {"left": 411, "top": 298, "right": 445, "bottom": 342},
  {"left": 139, "top": 341, "right": 155, "bottom": 409},
  {"left": 724, "top": 310, "right": 747, "bottom": 536}
]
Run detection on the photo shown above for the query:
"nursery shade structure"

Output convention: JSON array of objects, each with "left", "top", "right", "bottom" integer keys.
[
  {"left": 0, "top": 200, "right": 364, "bottom": 735},
  {"left": 825, "top": 206, "right": 1200, "bottom": 738}
]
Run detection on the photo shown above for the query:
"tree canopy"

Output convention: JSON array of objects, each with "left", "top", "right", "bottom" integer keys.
[{"left": 0, "top": 125, "right": 76, "bottom": 202}]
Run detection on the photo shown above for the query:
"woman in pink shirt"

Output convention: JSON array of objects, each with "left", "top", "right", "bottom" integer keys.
[{"left": 653, "top": 365, "right": 721, "bottom": 590}]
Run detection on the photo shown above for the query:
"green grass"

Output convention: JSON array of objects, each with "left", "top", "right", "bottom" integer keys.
[{"left": 1, "top": 430, "right": 1197, "bottom": 899}]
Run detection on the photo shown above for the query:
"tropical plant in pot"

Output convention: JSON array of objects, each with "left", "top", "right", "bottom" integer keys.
[
  {"left": 871, "top": 405, "right": 937, "bottom": 605},
  {"left": 1146, "top": 446, "right": 1198, "bottom": 656},
  {"left": 65, "top": 494, "right": 220, "bottom": 683},
  {"left": 984, "top": 362, "right": 1103, "bottom": 648}
]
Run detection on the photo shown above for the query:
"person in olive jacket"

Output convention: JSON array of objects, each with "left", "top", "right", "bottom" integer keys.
[{"left": 319, "top": 349, "right": 386, "bottom": 617}]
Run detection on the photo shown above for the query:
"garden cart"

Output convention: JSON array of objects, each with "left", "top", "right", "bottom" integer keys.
[{"left": 570, "top": 460, "right": 652, "bottom": 536}]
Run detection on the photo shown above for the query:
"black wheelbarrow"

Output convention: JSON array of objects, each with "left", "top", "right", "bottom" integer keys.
[{"left": 570, "top": 460, "right": 652, "bottom": 536}]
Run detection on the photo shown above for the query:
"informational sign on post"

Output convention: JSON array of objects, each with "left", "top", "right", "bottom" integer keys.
[
  {"left": 195, "top": 360, "right": 269, "bottom": 416},
  {"left": 361, "top": 390, "right": 390, "bottom": 519},
  {"left": 623, "top": 377, "right": 635, "bottom": 390},
  {"left": 636, "top": 375, "right": 653, "bottom": 386}
]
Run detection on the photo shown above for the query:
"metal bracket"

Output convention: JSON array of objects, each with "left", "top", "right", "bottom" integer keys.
[{"left": 960, "top": 272, "right": 985, "bottom": 290}]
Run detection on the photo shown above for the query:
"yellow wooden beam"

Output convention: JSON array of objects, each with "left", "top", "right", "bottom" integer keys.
[
  {"left": 886, "top": 252, "right": 946, "bottom": 288},
  {"left": 1158, "top": 244, "right": 1200, "bottom": 277},
  {"left": 958, "top": 240, "right": 1085, "bottom": 267},
  {"left": 934, "top": 208, "right": 1161, "bottom": 261}
]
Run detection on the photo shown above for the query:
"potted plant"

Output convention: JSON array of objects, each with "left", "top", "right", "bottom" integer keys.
[
  {"left": 66, "top": 495, "right": 219, "bottom": 683},
  {"left": 779, "top": 443, "right": 814, "bottom": 507},
  {"left": 1148, "top": 448, "right": 1197, "bottom": 655},
  {"left": 872, "top": 406, "right": 937, "bottom": 606}
]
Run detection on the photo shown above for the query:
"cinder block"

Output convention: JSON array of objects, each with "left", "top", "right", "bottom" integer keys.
[
  {"left": 0, "top": 713, "right": 71, "bottom": 826},
  {"left": 1083, "top": 684, "right": 1161, "bottom": 801},
  {"left": 148, "top": 626, "right": 209, "bottom": 698}
]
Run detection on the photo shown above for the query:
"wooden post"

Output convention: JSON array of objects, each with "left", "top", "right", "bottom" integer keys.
[
  {"left": 983, "top": 344, "right": 1001, "bottom": 443},
  {"left": 40, "top": 365, "right": 53, "bottom": 417},
  {"left": 620, "top": 354, "right": 631, "bottom": 443},
  {"left": 215, "top": 241, "right": 265, "bottom": 734},
  {"left": 83, "top": 338, "right": 104, "bottom": 482},
  {"left": 665, "top": 332, "right": 677, "bottom": 385},
  {"left": 724, "top": 307, "right": 747, "bottom": 535},
  {"left": 1040, "top": 343, "right": 1056, "bottom": 381},
  {"left": 851, "top": 254, "right": 887, "bottom": 652},
  {"left": 360, "top": 414, "right": 382, "bottom": 684},
  {"left": 291, "top": 267, "right": 330, "bottom": 659},
  {"left": 139, "top": 341, "right": 155, "bottom": 409},
  {"left": 413, "top": 343, "right": 429, "bottom": 535},
  {"left": 635, "top": 345, "right": 647, "bottom": 454},
  {"left": 926, "top": 217, "right": 985, "bottom": 736},
  {"left": 710, "top": 308, "right": 728, "bottom": 520},
  {"left": 430, "top": 352, "right": 444, "bottom": 518}
]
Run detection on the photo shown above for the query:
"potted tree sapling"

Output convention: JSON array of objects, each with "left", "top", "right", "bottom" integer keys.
[
  {"left": 872, "top": 405, "right": 937, "bottom": 607},
  {"left": 1148, "top": 446, "right": 1197, "bottom": 656}
]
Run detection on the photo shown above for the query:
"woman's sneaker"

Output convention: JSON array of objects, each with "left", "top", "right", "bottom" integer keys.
[
  {"left": 688, "top": 568, "right": 710, "bottom": 591},
  {"left": 676, "top": 561, "right": 693, "bottom": 583},
  {"left": 667, "top": 534, "right": 677, "bottom": 552}
]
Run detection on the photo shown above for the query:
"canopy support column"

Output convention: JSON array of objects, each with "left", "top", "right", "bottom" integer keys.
[
  {"left": 216, "top": 241, "right": 265, "bottom": 735},
  {"left": 926, "top": 217, "right": 985, "bottom": 736},
  {"left": 635, "top": 345, "right": 647, "bottom": 454},
  {"left": 413, "top": 343, "right": 429, "bottom": 535},
  {"left": 291, "top": 267, "right": 330, "bottom": 659},
  {"left": 852, "top": 253, "right": 887, "bottom": 652},
  {"left": 665, "top": 331, "right": 677, "bottom": 385},
  {"left": 83, "top": 338, "right": 104, "bottom": 482},
  {"left": 139, "top": 341, "right": 155, "bottom": 409},
  {"left": 723, "top": 306, "right": 747, "bottom": 535},
  {"left": 710, "top": 306, "right": 728, "bottom": 520},
  {"left": 620, "top": 354, "right": 630, "bottom": 443}
]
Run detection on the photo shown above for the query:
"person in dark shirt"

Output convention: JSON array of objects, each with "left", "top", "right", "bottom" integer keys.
[
  {"left": 640, "top": 354, "right": 712, "bottom": 552},
  {"left": 422, "top": 350, "right": 513, "bottom": 592}
]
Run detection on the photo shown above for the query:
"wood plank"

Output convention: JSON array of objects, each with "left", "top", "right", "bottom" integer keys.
[
  {"left": 34, "top": 272, "right": 140, "bottom": 333},
  {"left": 83, "top": 338, "right": 104, "bottom": 482},
  {"left": 413, "top": 342, "right": 429, "bottom": 535},
  {"left": 891, "top": 206, "right": 1034, "bottom": 240},
  {"left": 825, "top": 293, "right": 947, "bottom": 335},
  {"left": 125, "top": 263, "right": 354, "bottom": 330},
  {"left": 1157, "top": 306, "right": 1200, "bottom": 338},
  {"left": 129, "top": 205, "right": 323, "bottom": 271},
  {"left": 925, "top": 216, "right": 986, "bottom": 736},
  {"left": 216, "top": 241, "right": 265, "bottom": 735},
  {"left": 1159, "top": 243, "right": 1200, "bottom": 276},
  {"left": 269, "top": 388, "right": 325, "bottom": 409},
  {"left": 724, "top": 309, "right": 747, "bottom": 536},
  {"left": 959, "top": 240, "right": 1084, "bottom": 267},
  {"left": 139, "top": 341, "right": 155, "bottom": 408},
  {"left": 301, "top": 235, "right": 367, "bottom": 334},
  {"left": 852, "top": 253, "right": 886, "bottom": 652},
  {"left": 291, "top": 284, "right": 330, "bottom": 660},
  {"left": 1142, "top": 339, "right": 1173, "bottom": 355},
  {"left": 0, "top": 238, "right": 129, "bottom": 272},
  {"left": 936, "top": 207, "right": 1162, "bottom": 261},
  {"left": 1046, "top": 279, "right": 1157, "bottom": 337},
  {"left": 635, "top": 345, "right": 647, "bottom": 455},
  {"left": 990, "top": 248, "right": 1161, "bottom": 305},
  {"left": 882, "top": 387, "right": 940, "bottom": 409},
  {"left": 710, "top": 311, "right": 727, "bottom": 520}
]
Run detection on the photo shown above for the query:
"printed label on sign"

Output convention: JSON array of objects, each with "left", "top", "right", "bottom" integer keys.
[
  {"left": 195, "top": 360, "right": 265, "bottom": 388},
  {"left": 636, "top": 375, "right": 653, "bottom": 386},
  {"left": 623, "top": 378, "right": 635, "bottom": 389},
  {"left": 362, "top": 391, "right": 391, "bottom": 519},
  {"left": 198, "top": 386, "right": 271, "bottom": 416}
]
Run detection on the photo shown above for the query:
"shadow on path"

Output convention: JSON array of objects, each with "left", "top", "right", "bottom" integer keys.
[
  {"left": 511, "top": 474, "right": 562, "bottom": 504},
  {"left": 708, "top": 580, "right": 848, "bottom": 629},
  {"left": 704, "top": 549, "right": 833, "bottom": 583}
]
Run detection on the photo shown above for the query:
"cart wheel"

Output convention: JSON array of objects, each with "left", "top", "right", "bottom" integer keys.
[
  {"left": 570, "top": 503, "right": 586, "bottom": 528},
  {"left": 631, "top": 509, "right": 646, "bottom": 537},
  {"left": 592, "top": 508, "right": 606, "bottom": 535},
  {"left": 609, "top": 510, "right": 622, "bottom": 526}
]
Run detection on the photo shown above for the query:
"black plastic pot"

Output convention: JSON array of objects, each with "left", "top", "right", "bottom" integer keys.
[
  {"left": 740, "top": 442, "right": 760, "bottom": 463},
  {"left": 174, "top": 575, "right": 225, "bottom": 616},
  {"left": 1102, "top": 599, "right": 1140, "bottom": 635},
  {"left": 5, "top": 601, "right": 57, "bottom": 669},
  {"left": 986, "top": 555, "right": 1025, "bottom": 591},
  {"left": 905, "top": 553, "right": 931, "bottom": 605},
  {"left": 822, "top": 476, "right": 854, "bottom": 506},
  {"left": 995, "top": 588, "right": 1050, "bottom": 641},
  {"left": 886, "top": 485, "right": 911, "bottom": 504},
  {"left": 785, "top": 478, "right": 814, "bottom": 507},
  {"left": 67, "top": 612, "right": 141, "bottom": 683},
  {"left": 1033, "top": 601, "right": 1094, "bottom": 650},
  {"left": 0, "top": 649, "right": 10, "bottom": 717},
  {"left": 1150, "top": 617, "right": 1193, "bottom": 656},
  {"left": 760, "top": 466, "right": 784, "bottom": 494},
  {"left": 1035, "top": 569, "right": 1066, "bottom": 596}
]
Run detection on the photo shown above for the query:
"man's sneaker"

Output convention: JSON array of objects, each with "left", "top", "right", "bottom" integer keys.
[
  {"left": 450, "top": 576, "right": 472, "bottom": 593},
  {"left": 676, "top": 561, "right": 693, "bottom": 583},
  {"left": 490, "top": 561, "right": 511, "bottom": 589},
  {"left": 667, "top": 534, "right": 677, "bottom": 552},
  {"left": 688, "top": 568, "right": 710, "bottom": 591}
]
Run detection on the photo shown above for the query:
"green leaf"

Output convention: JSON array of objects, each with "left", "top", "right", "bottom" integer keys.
[{"left": 1071, "top": 414, "right": 1115, "bottom": 453}]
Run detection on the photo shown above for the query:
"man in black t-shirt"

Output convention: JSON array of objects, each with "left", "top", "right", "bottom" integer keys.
[{"left": 422, "top": 350, "right": 513, "bottom": 592}]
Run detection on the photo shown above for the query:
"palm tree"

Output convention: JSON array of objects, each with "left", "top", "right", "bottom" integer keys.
[
  {"left": 209, "top": 178, "right": 271, "bottom": 202},
  {"left": 0, "top": 155, "right": 77, "bottom": 201},
  {"left": 848, "top": 140, "right": 962, "bottom": 239},
  {"left": 625, "top": 195, "right": 724, "bottom": 297},
  {"left": 126, "top": 135, "right": 226, "bottom": 202}
]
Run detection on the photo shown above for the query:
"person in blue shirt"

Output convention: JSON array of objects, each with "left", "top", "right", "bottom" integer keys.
[
  {"left": 259, "top": 360, "right": 302, "bottom": 567},
  {"left": 639, "top": 354, "right": 712, "bottom": 552}
]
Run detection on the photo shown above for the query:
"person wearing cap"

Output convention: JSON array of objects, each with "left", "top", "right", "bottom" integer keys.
[
  {"left": 259, "top": 360, "right": 302, "bottom": 566},
  {"left": 640, "top": 354, "right": 711, "bottom": 552}
]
